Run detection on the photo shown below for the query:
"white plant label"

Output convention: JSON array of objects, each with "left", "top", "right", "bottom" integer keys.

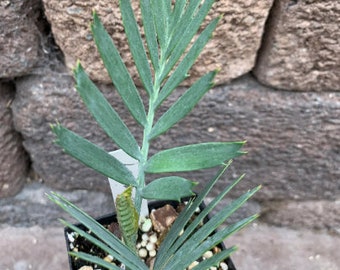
[{"left": 108, "top": 149, "right": 149, "bottom": 219}]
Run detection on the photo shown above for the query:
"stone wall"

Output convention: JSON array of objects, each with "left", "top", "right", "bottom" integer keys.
[{"left": 0, "top": 0, "right": 339, "bottom": 234}]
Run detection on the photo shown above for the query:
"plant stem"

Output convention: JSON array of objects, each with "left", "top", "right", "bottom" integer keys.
[
  {"left": 135, "top": 23, "right": 170, "bottom": 213},
  {"left": 135, "top": 70, "right": 162, "bottom": 215}
]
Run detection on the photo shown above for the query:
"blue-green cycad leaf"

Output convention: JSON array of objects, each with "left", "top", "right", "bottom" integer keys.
[
  {"left": 51, "top": 124, "right": 136, "bottom": 186},
  {"left": 169, "top": 0, "right": 187, "bottom": 31},
  {"left": 154, "top": 162, "right": 261, "bottom": 270},
  {"left": 167, "top": 214, "right": 259, "bottom": 270},
  {"left": 154, "top": 163, "right": 232, "bottom": 269},
  {"left": 166, "top": 174, "right": 247, "bottom": 256},
  {"left": 47, "top": 193, "right": 148, "bottom": 270},
  {"left": 141, "top": 177, "right": 197, "bottom": 201},
  {"left": 165, "top": 0, "right": 214, "bottom": 59},
  {"left": 91, "top": 12, "right": 147, "bottom": 126},
  {"left": 164, "top": 187, "right": 261, "bottom": 270},
  {"left": 140, "top": 0, "right": 159, "bottom": 70},
  {"left": 167, "top": 0, "right": 212, "bottom": 56},
  {"left": 150, "top": 0, "right": 170, "bottom": 53},
  {"left": 156, "top": 17, "right": 220, "bottom": 107},
  {"left": 69, "top": 252, "right": 122, "bottom": 270},
  {"left": 145, "top": 142, "right": 246, "bottom": 173},
  {"left": 158, "top": 0, "right": 216, "bottom": 84},
  {"left": 74, "top": 63, "right": 140, "bottom": 160},
  {"left": 150, "top": 70, "right": 217, "bottom": 140},
  {"left": 167, "top": 0, "right": 206, "bottom": 57},
  {"left": 120, "top": 0, "right": 153, "bottom": 95}
]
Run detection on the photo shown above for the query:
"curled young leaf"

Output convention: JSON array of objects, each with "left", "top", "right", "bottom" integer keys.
[{"left": 116, "top": 186, "right": 139, "bottom": 252}]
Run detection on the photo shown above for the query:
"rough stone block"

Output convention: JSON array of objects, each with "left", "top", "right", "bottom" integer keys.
[
  {"left": 42, "top": 0, "right": 273, "bottom": 85},
  {"left": 174, "top": 75, "right": 339, "bottom": 201},
  {"left": 0, "top": 0, "right": 44, "bottom": 78},
  {"left": 253, "top": 0, "right": 340, "bottom": 91},
  {"left": 0, "top": 82, "right": 29, "bottom": 197},
  {"left": 11, "top": 65, "right": 340, "bottom": 204}
]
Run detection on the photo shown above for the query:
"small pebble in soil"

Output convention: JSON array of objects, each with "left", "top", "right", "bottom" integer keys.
[
  {"left": 141, "top": 218, "right": 153, "bottom": 232},
  {"left": 149, "top": 249, "right": 156, "bottom": 257},
  {"left": 220, "top": 262, "right": 229, "bottom": 270},
  {"left": 78, "top": 266, "right": 93, "bottom": 270},
  {"left": 146, "top": 242, "right": 155, "bottom": 251},
  {"left": 142, "top": 233, "right": 149, "bottom": 241},
  {"left": 203, "top": 250, "right": 214, "bottom": 259},
  {"left": 188, "top": 260, "right": 199, "bottom": 269},
  {"left": 138, "top": 248, "right": 148, "bottom": 258},
  {"left": 149, "top": 233, "right": 157, "bottom": 243},
  {"left": 67, "top": 232, "right": 76, "bottom": 242},
  {"left": 104, "top": 254, "right": 114, "bottom": 262}
]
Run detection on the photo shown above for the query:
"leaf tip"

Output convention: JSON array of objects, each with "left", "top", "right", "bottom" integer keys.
[
  {"left": 91, "top": 10, "right": 100, "bottom": 31},
  {"left": 92, "top": 9, "right": 98, "bottom": 19},
  {"left": 73, "top": 61, "right": 84, "bottom": 78},
  {"left": 215, "top": 67, "right": 222, "bottom": 74},
  {"left": 50, "top": 121, "right": 62, "bottom": 131}
]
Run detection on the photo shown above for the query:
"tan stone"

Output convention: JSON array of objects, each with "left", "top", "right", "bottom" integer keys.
[
  {"left": 150, "top": 204, "right": 178, "bottom": 233},
  {"left": 0, "top": 0, "right": 43, "bottom": 78},
  {"left": 42, "top": 0, "right": 273, "bottom": 85},
  {"left": 0, "top": 82, "right": 29, "bottom": 197},
  {"left": 254, "top": 0, "right": 340, "bottom": 91},
  {"left": 0, "top": 182, "right": 114, "bottom": 227}
]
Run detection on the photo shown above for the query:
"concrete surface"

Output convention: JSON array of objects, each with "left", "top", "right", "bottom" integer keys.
[
  {"left": 0, "top": 222, "right": 339, "bottom": 270},
  {"left": 228, "top": 223, "right": 340, "bottom": 270}
]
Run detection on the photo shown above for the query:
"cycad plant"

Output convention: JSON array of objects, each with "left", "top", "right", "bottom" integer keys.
[{"left": 48, "top": 0, "right": 261, "bottom": 269}]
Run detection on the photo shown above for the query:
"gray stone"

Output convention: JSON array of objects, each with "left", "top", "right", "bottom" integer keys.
[
  {"left": 261, "top": 200, "right": 340, "bottom": 235},
  {"left": 0, "top": 226, "right": 69, "bottom": 270},
  {"left": 0, "top": 182, "right": 113, "bottom": 228},
  {"left": 253, "top": 0, "right": 340, "bottom": 91},
  {"left": 42, "top": 0, "right": 273, "bottom": 85},
  {"left": 0, "top": 81, "right": 29, "bottom": 198},
  {"left": 0, "top": 0, "right": 44, "bottom": 78}
]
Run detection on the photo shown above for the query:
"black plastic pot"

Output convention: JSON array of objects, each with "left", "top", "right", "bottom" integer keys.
[{"left": 64, "top": 199, "right": 237, "bottom": 270}]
